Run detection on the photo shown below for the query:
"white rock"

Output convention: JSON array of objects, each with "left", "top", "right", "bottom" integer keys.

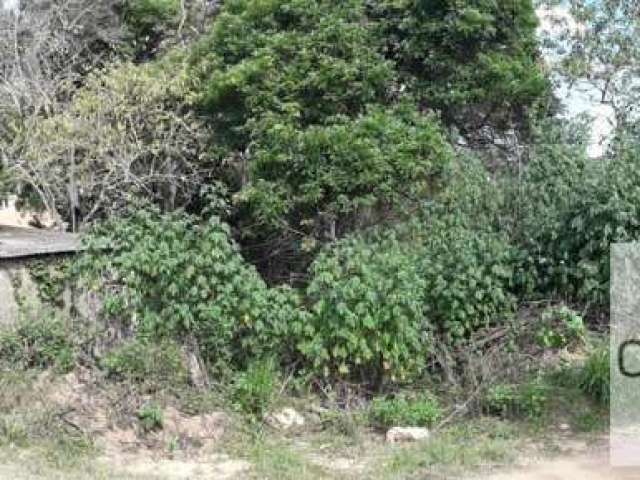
[
  {"left": 386, "top": 427, "right": 430, "bottom": 443},
  {"left": 265, "top": 407, "right": 305, "bottom": 430}
]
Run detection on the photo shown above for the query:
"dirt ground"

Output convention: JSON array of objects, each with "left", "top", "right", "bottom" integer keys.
[
  {"left": 478, "top": 450, "right": 640, "bottom": 480},
  {"left": 3, "top": 452, "right": 640, "bottom": 480}
]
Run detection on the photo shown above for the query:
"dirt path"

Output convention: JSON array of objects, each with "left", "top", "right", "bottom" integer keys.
[{"left": 478, "top": 451, "right": 640, "bottom": 480}]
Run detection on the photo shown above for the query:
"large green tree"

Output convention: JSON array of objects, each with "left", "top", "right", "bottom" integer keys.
[
  {"left": 190, "top": 0, "right": 458, "bottom": 280},
  {"left": 369, "top": 0, "right": 549, "bottom": 136}
]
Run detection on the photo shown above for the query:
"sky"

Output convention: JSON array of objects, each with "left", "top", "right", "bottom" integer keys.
[
  {"left": 1, "top": 0, "right": 17, "bottom": 13},
  {"left": 536, "top": 4, "right": 616, "bottom": 157}
]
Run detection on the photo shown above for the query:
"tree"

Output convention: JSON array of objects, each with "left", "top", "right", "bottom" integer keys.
[
  {"left": 369, "top": 0, "right": 549, "bottom": 139},
  {"left": 7, "top": 58, "right": 212, "bottom": 229},
  {"left": 190, "top": 0, "right": 455, "bottom": 281},
  {"left": 540, "top": 0, "right": 640, "bottom": 142},
  {"left": 0, "top": 0, "right": 123, "bottom": 120}
]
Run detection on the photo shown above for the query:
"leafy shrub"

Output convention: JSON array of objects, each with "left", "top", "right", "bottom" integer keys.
[
  {"left": 535, "top": 306, "right": 586, "bottom": 349},
  {"left": 483, "top": 384, "right": 517, "bottom": 417},
  {"left": 579, "top": 344, "right": 610, "bottom": 406},
  {"left": 419, "top": 221, "right": 516, "bottom": 340},
  {"left": 79, "top": 208, "right": 301, "bottom": 372},
  {"left": 138, "top": 403, "right": 164, "bottom": 432},
  {"left": 483, "top": 380, "right": 548, "bottom": 419},
  {"left": 19, "top": 59, "right": 209, "bottom": 223},
  {"left": 101, "top": 339, "right": 188, "bottom": 388},
  {"left": 231, "top": 359, "right": 279, "bottom": 418},
  {"left": 434, "top": 155, "right": 508, "bottom": 232},
  {"left": 515, "top": 124, "right": 640, "bottom": 304},
  {"left": 0, "top": 317, "right": 75, "bottom": 372},
  {"left": 303, "top": 232, "right": 427, "bottom": 383},
  {"left": 369, "top": 393, "right": 442, "bottom": 429}
]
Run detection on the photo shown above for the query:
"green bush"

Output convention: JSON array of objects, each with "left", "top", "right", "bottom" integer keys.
[
  {"left": 535, "top": 306, "right": 586, "bottom": 349},
  {"left": 0, "top": 317, "right": 75, "bottom": 372},
  {"left": 483, "top": 380, "right": 548, "bottom": 419},
  {"left": 138, "top": 403, "right": 164, "bottom": 432},
  {"left": 303, "top": 232, "right": 427, "bottom": 383},
  {"left": 101, "top": 339, "right": 188, "bottom": 388},
  {"left": 419, "top": 221, "right": 516, "bottom": 340},
  {"left": 579, "top": 344, "right": 610, "bottom": 406},
  {"left": 242, "top": 105, "right": 452, "bottom": 238},
  {"left": 192, "top": 0, "right": 394, "bottom": 151},
  {"left": 369, "top": 393, "right": 442, "bottom": 429},
  {"left": 515, "top": 123, "right": 640, "bottom": 304},
  {"left": 79, "top": 208, "right": 302, "bottom": 372},
  {"left": 231, "top": 359, "right": 279, "bottom": 418}
]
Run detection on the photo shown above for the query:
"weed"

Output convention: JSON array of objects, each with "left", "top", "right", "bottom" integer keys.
[
  {"left": 319, "top": 409, "right": 365, "bottom": 440},
  {"left": 579, "top": 343, "right": 610, "bottom": 405},
  {"left": 101, "top": 338, "right": 188, "bottom": 390},
  {"left": 484, "top": 380, "right": 548, "bottom": 420},
  {"left": 0, "top": 415, "right": 28, "bottom": 447},
  {"left": 535, "top": 306, "right": 586, "bottom": 349},
  {"left": 138, "top": 403, "right": 164, "bottom": 432},
  {"left": 248, "top": 436, "right": 330, "bottom": 480},
  {"left": 232, "top": 359, "right": 279, "bottom": 418},
  {"left": 573, "top": 411, "right": 605, "bottom": 433},
  {"left": 369, "top": 393, "right": 442, "bottom": 429},
  {"left": 0, "top": 316, "right": 75, "bottom": 372}
]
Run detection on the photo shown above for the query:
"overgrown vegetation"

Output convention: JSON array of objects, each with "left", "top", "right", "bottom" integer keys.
[
  {"left": 369, "top": 394, "right": 442, "bottom": 429},
  {"left": 0, "top": 316, "right": 76, "bottom": 373},
  {"left": 0, "top": 0, "right": 628, "bottom": 476},
  {"left": 579, "top": 343, "right": 610, "bottom": 406}
]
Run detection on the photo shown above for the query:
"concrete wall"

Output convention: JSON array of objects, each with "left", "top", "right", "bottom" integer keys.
[
  {"left": 0, "top": 255, "right": 98, "bottom": 327},
  {"left": 0, "top": 261, "right": 20, "bottom": 326}
]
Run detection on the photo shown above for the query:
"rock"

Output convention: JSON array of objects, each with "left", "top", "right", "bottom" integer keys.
[
  {"left": 182, "top": 336, "right": 209, "bottom": 389},
  {"left": 307, "top": 404, "right": 329, "bottom": 416},
  {"left": 385, "top": 427, "right": 430, "bottom": 443},
  {"left": 265, "top": 407, "right": 305, "bottom": 430},
  {"left": 184, "top": 350, "right": 209, "bottom": 389}
]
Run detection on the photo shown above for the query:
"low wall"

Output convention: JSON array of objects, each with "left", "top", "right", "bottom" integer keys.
[
  {"left": 0, "top": 255, "right": 90, "bottom": 326},
  {"left": 0, "top": 226, "right": 94, "bottom": 326}
]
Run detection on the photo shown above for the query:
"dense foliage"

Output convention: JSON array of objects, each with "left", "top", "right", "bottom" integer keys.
[
  {"left": 370, "top": 0, "right": 549, "bottom": 132},
  {"left": 191, "top": 0, "right": 394, "bottom": 149},
  {"left": 6, "top": 0, "right": 637, "bottom": 393},
  {"left": 304, "top": 233, "right": 427, "bottom": 383},
  {"left": 78, "top": 208, "right": 304, "bottom": 371},
  {"left": 419, "top": 221, "right": 516, "bottom": 340},
  {"left": 514, "top": 124, "right": 640, "bottom": 305}
]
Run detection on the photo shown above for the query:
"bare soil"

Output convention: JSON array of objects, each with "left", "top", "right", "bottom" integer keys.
[{"left": 477, "top": 441, "right": 640, "bottom": 480}]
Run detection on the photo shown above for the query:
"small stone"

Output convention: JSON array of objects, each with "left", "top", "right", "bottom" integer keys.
[
  {"left": 559, "top": 423, "right": 571, "bottom": 432},
  {"left": 265, "top": 408, "right": 305, "bottom": 430},
  {"left": 386, "top": 427, "right": 430, "bottom": 443}
]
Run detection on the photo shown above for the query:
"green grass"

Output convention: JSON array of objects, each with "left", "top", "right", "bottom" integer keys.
[{"left": 376, "top": 418, "right": 521, "bottom": 479}]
